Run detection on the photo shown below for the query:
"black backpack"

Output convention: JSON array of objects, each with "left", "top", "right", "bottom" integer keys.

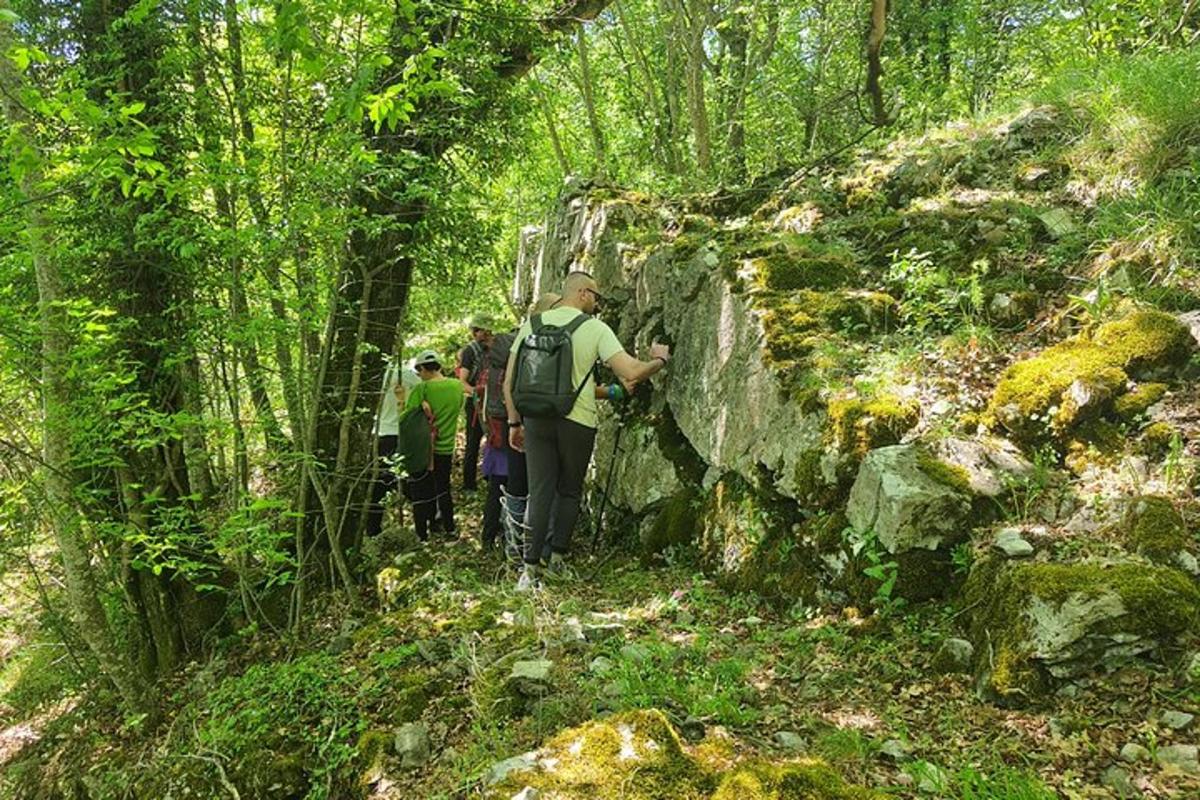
[
  {"left": 484, "top": 331, "right": 515, "bottom": 420},
  {"left": 512, "top": 313, "right": 595, "bottom": 419}
]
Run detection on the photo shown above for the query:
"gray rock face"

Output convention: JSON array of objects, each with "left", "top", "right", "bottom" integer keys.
[
  {"left": 1161, "top": 710, "right": 1195, "bottom": 731},
  {"left": 486, "top": 753, "right": 538, "bottom": 786},
  {"left": 514, "top": 193, "right": 827, "bottom": 509},
  {"left": 931, "top": 638, "right": 975, "bottom": 674},
  {"left": 773, "top": 731, "right": 807, "bottom": 751},
  {"left": 846, "top": 445, "right": 973, "bottom": 554},
  {"left": 590, "top": 423, "right": 682, "bottom": 515},
  {"left": 929, "top": 437, "right": 1031, "bottom": 498},
  {"left": 993, "top": 528, "right": 1035, "bottom": 558},
  {"left": 1120, "top": 743, "right": 1150, "bottom": 763},
  {"left": 509, "top": 660, "right": 554, "bottom": 697},
  {"left": 1100, "top": 765, "right": 1138, "bottom": 797},
  {"left": 395, "top": 722, "right": 431, "bottom": 769}
]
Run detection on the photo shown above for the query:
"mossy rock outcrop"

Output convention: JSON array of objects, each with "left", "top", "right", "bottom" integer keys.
[
  {"left": 640, "top": 489, "right": 702, "bottom": 564},
  {"left": 699, "top": 475, "right": 824, "bottom": 606},
  {"left": 485, "top": 709, "right": 882, "bottom": 800},
  {"left": 989, "top": 310, "right": 1195, "bottom": 446},
  {"left": 964, "top": 556, "right": 1200, "bottom": 703},
  {"left": 1122, "top": 495, "right": 1192, "bottom": 564}
]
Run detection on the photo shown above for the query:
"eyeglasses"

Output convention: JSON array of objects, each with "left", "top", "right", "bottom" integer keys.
[{"left": 584, "top": 287, "right": 605, "bottom": 306}]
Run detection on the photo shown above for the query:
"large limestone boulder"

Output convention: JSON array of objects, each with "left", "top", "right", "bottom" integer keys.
[
  {"left": 484, "top": 709, "right": 883, "bottom": 799},
  {"left": 590, "top": 421, "right": 684, "bottom": 516},
  {"left": 964, "top": 556, "right": 1200, "bottom": 703},
  {"left": 846, "top": 444, "right": 973, "bottom": 554}
]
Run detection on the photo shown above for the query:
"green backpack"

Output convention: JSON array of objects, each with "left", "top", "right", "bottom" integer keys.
[{"left": 396, "top": 404, "right": 436, "bottom": 475}]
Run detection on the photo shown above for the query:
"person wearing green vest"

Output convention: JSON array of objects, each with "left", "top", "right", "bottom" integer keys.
[{"left": 404, "top": 350, "right": 465, "bottom": 542}]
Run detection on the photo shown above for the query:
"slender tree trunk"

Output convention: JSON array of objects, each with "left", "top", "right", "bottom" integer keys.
[
  {"left": 866, "top": 0, "right": 891, "bottom": 126},
  {"left": 679, "top": 0, "right": 712, "bottom": 173},
  {"left": 575, "top": 26, "right": 608, "bottom": 176},
  {"left": 534, "top": 78, "right": 571, "bottom": 176},
  {"left": 615, "top": 0, "right": 678, "bottom": 173},
  {"left": 0, "top": 7, "right": 152, "bottom": 715}
]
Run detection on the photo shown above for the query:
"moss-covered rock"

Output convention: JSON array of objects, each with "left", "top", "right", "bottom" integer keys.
[
  {"left": 988, "top": 310, "right": 1194, "bottom": 446},
  {"left": 965, "top": 556, "right": 1200, "bottom": 702},
  {"left": 711, "top": 760, "right": 884, "bottom": 800},
  {"left": 1091, "top": 310, "right": 1195, "bottom": 377},
  {"left": 1113, "top": 382, "right": 1168, "bottom": 421},
  {"left": 486, "top": 709, "right": 714, "bottom": 799},
  {"left": 1138, "top": 421, "right": 1179, "bottom": 456},
  {"left": 759, "top": 290, "right": 898, "bottom": 372},
  {"left": 487, "top": 710, "right": 882, "bottom": 800},
  {"left": 828, "top": 395, "right": 919, "bottom": 460},
  {"left": 641, "top": 490, "right": 702, "bottom": 563},
  {"left": 747, "top": 235, "right": 858, "bottom": 292},
  {"left": 1123, "top": 495, "right": 1191, "bottom": 563}
]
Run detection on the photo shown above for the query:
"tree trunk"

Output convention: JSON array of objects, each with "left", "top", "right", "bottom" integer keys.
[
  {"left": 77, "top": 0, "right": 229, "bottom": 678},
  {"left": 0, "top": 5, "right": 152, "bottom": 715},
  {"left": 575, "top": 25, "right": 608, "bottom": 176},
  {"left": 866, "top": 0, "right": 891, "bottom": 126},
  {"left": 680, "top": 0, "right": 712, "bottom": 174}
]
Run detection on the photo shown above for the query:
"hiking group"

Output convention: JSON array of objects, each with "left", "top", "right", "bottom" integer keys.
[{"left": 369, "top": 271, "right": 672, "bottom": 591}]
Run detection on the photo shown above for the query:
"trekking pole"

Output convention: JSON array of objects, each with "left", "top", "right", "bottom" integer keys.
[{"left": 592, "top": 420, "right": 624, "bottom": 553}]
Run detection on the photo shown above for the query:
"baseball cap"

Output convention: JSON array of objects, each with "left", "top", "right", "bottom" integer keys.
[
  {"left": 413, "top": 349, "right": 441, "bottom": 368},
  {"left": 468, "top": 313, "right": 495, "bottom": 332}
]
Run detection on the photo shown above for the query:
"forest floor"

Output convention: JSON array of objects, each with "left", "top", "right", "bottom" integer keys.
[{"left": 2, "top": 488, "right": 1199, "bottom": 799}]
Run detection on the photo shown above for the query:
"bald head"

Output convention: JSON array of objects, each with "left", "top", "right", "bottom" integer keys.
[{"left": 561, "top": 271, "right": 601, "bottom": 314}]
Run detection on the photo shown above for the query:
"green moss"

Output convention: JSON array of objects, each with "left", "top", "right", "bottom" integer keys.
[
  {"left": 745, "top": 235, "right": 858, "bottom": 292},
  {"left": 643, "top": 490, "right": 701, "bottom": 563},
  {"left": 828, "top": 395, "right": 919, "bottom": 458},
  {"left": 712, "top": 760, "right": 884, "bottom": 800},
  {"left": 966, "top": 556, "right": 1200, "bottom": 701},
  {"left": 990, "top": 310, "right": 1194, "bottom": 446},
  {"left": 489, "top": 711, "right": 881, "bottom": 800},
  {"left": 1123, "top": 495, "right": 1190, "bottom": 562},
  {"left": 489, "top": 709, "right": 715, "bottom": 799},
  {"left": 1113, "top": 382, "right": 1168, "bottom": 420},
  {"left": 1139, "top": 421, "right": 1178, "bottom": 455},
  {"left": 1092, "top": 310, "right": 1195, "bottom": 375},
  {"left": 355, "top": 728, "right": 392, "bottom": 763},
  {"left": 915, "top": 448, "right": 973, "bottom": 494}
]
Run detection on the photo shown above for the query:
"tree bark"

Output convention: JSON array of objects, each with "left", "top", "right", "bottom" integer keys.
[
  {"left": 866, "top": 0, "right": 891, "bottom": 126},
  {"left": 0, "top": 5, "right": 152, "bottom": 715},
  {"left": 575, "top": 25, "right": 608, "bottom": 176}
]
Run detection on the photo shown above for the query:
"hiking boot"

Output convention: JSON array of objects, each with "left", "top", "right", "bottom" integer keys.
[{"left": 515, "top": 565, "right": 540, "bottom": 593}]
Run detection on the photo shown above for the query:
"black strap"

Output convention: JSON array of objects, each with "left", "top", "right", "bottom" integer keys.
[{"left": 569, "top": 362, "right": 598, "bottom": 407}]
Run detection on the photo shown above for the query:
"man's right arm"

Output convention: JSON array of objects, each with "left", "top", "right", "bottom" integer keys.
[{"left": 607, "top": 342, "right": 671, "bottom": 384}]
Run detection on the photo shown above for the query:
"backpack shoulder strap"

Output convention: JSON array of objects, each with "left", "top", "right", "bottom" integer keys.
[
  {"left": 562, "top": 312, "right": 592, "bottom": 335},
  {"left": 530, "top": 313, "right": 544, "bottom": 334}
]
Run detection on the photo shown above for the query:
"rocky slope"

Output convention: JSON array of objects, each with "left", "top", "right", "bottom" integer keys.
[{"left": 515, "top": 104, "right": 1200, "bottom": 702}]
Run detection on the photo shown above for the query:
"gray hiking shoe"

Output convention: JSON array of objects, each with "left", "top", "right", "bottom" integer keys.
[{"left": 515, "top": 565, "right": 540, "bottom": 593}]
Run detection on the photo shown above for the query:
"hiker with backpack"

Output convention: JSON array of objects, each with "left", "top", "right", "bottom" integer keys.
[
  {"left": 456, "top": 314, "right": 495, "bottom": 492},
  {"left": 367, "top": 359, "right": 421, "bottom": 538},
  {"left": 484, "top": 293, "right": 637, "bottom": 559},
  {"left": 404, "top": 350, "right": 466, "bottom": 542},
  {"left": 503, "top": 272, "right": 672, "bottom": 590}
]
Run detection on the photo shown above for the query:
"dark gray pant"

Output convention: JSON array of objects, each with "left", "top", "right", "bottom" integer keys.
[{"left": 523, "top": 417, "right": 596, "bottom": 565}]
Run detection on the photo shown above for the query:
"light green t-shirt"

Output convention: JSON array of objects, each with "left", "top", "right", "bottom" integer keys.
[
  {"left": 515, "top": 307, "right": 625, "bottom": 429},
  {"left": 404, "top": 377, "right": 464, "bottom": 454}
]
